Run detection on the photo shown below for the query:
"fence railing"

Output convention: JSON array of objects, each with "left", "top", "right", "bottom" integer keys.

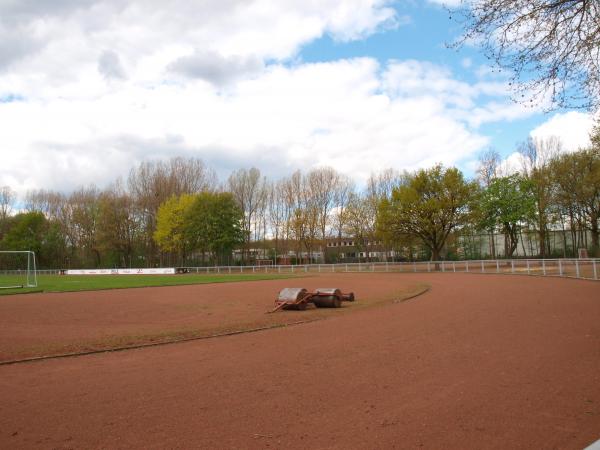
[
  {"left": 179, "top": 258, "right": 599, "bottom": 281},
  {"left": 2, "top": 259, "right": 599, "bottom": 281}
]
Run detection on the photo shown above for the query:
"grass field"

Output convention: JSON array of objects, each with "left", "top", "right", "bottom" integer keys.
[{"left": 0, "top": 273, "right": 298, "bottom": 295}]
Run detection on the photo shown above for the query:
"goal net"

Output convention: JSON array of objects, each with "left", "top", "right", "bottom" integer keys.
[{"left": 0, "top": 251, "right": 37, "bottom": 289}]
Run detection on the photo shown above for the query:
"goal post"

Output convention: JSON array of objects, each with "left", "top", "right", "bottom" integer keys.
[{"left": 0, "top": 251, "right": 38, "bottom": 289}]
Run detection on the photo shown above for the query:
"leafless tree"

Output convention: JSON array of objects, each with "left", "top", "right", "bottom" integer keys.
[
  {"left": 365, "top": 169, "right": 403, "bottom": 259},
  {"left": 128, "top": 157, "right": 216, "bottom": 264},
  {"left": 68, "top": 186, "right": 102, "bottom": 266},
  {"left": 592, "top": 118, "right": 600, "bottom": 148},
  {"left": 519, "top": 136, "right": 562, "bottom": 173},
  {"left": 306, "top": 167, "right": 342, "bottom": 254},
  {"left": 476, "top": 148, "right": 502, "bottom": 187},
  {"left": 128, "top": 157, "right": 216, "bottom": 207},
  {"left": 343, "top": 191, "right": 378, "bottom": 262},
  {"left": 24, "top": 189, "right": 64, "bottom": 219},
  {"left": 278, "top": 171, "right": 321, "bottom": 263},
  {"left": 227, "top": 168, "right": 268, "bottom": 262},
  {"left": 0, "top": 186, "right": 15, "bottom": 222},
  {"left": 366, "top": 168, "right": 402, "bottom": 201},
  {"left": 267, "top": 179, "right": 292, "bottom": 262},
  {"left": 450, "top": 0, "right": 600, "bottom": 111},
  {"left": 519, "top": 136, "right": 562, "bottom": 257},
  {"left": 98, "top": 180, "right": 140, "bottom": 267},
  {"left": 169, "top": 156, "right": 217, "bottom": 194},
  {"left": 331, "top": 175, "right": 355, "bottom": 243},
  {"left": 476, "top": 148, "right": 503, "bottom": 257}
]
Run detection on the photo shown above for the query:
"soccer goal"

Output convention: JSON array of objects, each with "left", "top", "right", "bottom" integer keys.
[{"left": 0, "top": 251, "right": 38, "bottom": 289}]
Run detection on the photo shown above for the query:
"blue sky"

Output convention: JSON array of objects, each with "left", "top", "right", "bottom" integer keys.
[
  {"left": 0, "top": 0, "right": 594, "bottom": 193},
  {"left": 302, "top": 3, "right": 459, "bottom": 66},
  {"left": 300, "top": 1, "right": 577, "bottom": 164}
]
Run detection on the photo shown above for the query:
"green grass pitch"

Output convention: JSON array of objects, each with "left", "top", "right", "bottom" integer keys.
[{"left": 0, "top": 273, "right": 296, "bottom": 296}]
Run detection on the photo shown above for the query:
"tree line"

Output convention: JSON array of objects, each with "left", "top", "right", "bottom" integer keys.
[{"left": 1, "top": 129, "right": 599, "bottom": 268}]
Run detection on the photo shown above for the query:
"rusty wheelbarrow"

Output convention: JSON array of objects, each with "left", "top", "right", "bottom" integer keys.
[{"left": 269, "top": 287, "right": 355, "bottom": 313}]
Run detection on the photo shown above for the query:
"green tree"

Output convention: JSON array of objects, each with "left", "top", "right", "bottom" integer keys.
[
  {"left": 1, "top": 212, "right": 47, "bottom": 253},
  {"left": 154, "top": 194, "right": 196, "bottom": 265},
  {"left": 378, "top": 165, "right": 475, "bottom": 262},
  {"left": 478, "top": 175, "right": 535, "bottom": 258},
  {"left": 129, "top": 157, "right": 217, "bottom": 265},
  {"left": 41, "top": 222, "right": 68, "bottom": 268},
  {"left": 1, "top": 211, "right": 66, "bottom": 267},
  {"left": 185, "top": 192, "right": 244, "bottom": 265},
  {"left": 551, "top": 147, "right": 600, "bottom": 256}
]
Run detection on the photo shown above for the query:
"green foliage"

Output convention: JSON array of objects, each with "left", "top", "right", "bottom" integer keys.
[
  {"left": 0, "top": 211, "right": 66, "bottom": 266},
  {"left": 477, "top": 175, "right": 535, "bottom": 257},
  {"left": 154, "top": 192, "right": 244, "bottom": 265},
  {"left": 185, "top": 192, "right": 244, "bottom": 264},
  {"left": 478, "top": 175, "right": 535, "bottom": 229},
  {"left": 1, "top": 211, "right": 47, "bottom": 252},
  {"left": 1, "top": 145, "right": 598, "bottom": 266},
  {"left": 551, "top": 146, "right": 600, "bottom": 255},
  {"left": 378, "top": 165, "right": 475, "bottom": 261},
  {"left": 154, "top": 194, "right": 196, "bottom": 255},
  {"left": 42, "top": 222, "right": 68, "bottom": 267}
]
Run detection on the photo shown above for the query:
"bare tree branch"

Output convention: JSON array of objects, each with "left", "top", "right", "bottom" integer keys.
[{"left": 449, "top": 0, "right": 600, "bottom": 111}]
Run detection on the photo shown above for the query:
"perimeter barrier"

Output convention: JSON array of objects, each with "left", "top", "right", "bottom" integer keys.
[
  {"left": 177, "top": 258, "right": 599, "bottom": 281},
  {"left": 2, "top": 259, "right": 598, "bottom": 281}
]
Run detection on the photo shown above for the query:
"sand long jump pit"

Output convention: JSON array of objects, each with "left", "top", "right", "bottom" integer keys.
[{"left": 0, "top": 272, "right": 599, "bottom": 449}]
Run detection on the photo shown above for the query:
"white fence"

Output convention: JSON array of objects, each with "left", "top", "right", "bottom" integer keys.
[
  {"left": 5, "top": 258, "right": 599, "bottom": 281},
  {"left": 178, "top": 258, "right": 600, "bottom": 281}
]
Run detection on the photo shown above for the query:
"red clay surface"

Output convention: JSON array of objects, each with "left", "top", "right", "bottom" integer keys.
[
  {"left": 0, "top": 273, "right": 426, "bottom": 361},
  {"left": 0, "top": 273, "right": 599, "bottom": 449}
]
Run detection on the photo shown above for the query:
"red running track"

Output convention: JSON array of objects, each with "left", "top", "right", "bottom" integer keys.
[{"left": 0, "top": 273, "right": 599, "bottom": 449}]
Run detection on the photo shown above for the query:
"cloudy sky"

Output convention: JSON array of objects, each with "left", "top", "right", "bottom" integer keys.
[{"left": 0, "top": 0, "right": 596, "bottom": 194}]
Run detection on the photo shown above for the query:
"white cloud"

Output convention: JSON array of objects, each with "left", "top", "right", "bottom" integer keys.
[
  {"left": 497, "top": 151, "right": 523, "bottom": 176},
  {"left": 530, "top": 111, "right": 595, "bottom": 152},
  {"left": 382, "top": 59, "right": 534, "bottom": 125},
  {"left": 168, "top": 51, "right": 263, "bottom": 86},
  {"left": 98, "top": 50, "right": 127, "bottom": 81},
  {"left": 0, "top": 56, "right": 508, "bottom": 193},
  {"left": 426, "top": 0, "right": 462, "bottom": 7},
  {"left": 0, "top": 0, "right": 401, "bottom": 102},
  {"left": 0, "top": 0, "right": 542, "bottom": 196},
  {"left": 479, "top": 112, "right": 596, "bottom": 178},
  {"left": 0, "top": 0, "right": 398, "bottom": 77}
]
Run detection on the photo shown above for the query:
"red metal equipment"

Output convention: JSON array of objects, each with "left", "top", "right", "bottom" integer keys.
[{"left": 269, "top": 287, "right": 355, "bottom": 313}]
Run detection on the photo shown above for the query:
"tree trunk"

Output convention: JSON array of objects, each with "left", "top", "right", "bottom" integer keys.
[
  {"left": 519, "top": 229, "right": 527, "bottom": 257},
  {"left": 538, "top": 227, "right": 546, "bottom": 258},
  {"left": 431, "top": 245, "right": 441, "bottom": 271},
  {"left": 591, "top": 213, "right": 599, "bottom": 257},
  {"left": 92, "top": 248, "right": 101, "bottom": 268},
  {"left": 489, "top": 230, "right": 496, "bottom": 258}
]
